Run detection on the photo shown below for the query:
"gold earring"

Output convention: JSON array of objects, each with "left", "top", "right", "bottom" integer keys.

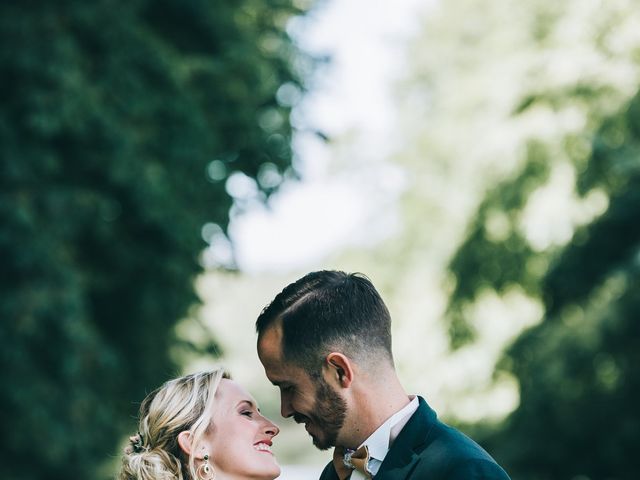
[{"left": 197, "top": 454, "right": 216, "bottom": 480}]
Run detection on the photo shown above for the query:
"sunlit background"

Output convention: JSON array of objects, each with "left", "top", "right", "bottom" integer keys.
[{"left": 3, "top": 0, "right": 639, "bottom": 479}]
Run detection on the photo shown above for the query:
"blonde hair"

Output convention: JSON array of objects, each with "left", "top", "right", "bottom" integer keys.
[{"left": 119, "top": 368, "right": 228, "bottom": 480}]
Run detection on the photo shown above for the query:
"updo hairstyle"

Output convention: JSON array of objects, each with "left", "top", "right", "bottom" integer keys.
[{"left": 118, "top": 368, "right": 227, "bottom": 480}]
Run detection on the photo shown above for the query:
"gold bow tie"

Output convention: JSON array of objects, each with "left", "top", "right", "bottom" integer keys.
[{"left": 333, "top": 445, "right": 372, "bottom": 479}]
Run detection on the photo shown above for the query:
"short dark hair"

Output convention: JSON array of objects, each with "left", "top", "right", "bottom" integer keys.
[{"left": 256, "top": 270, "right": 393, "bottom": 373}]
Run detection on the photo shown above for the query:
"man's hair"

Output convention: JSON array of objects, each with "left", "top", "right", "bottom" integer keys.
[{"left": 256, "top": 270, "right": 393, "bottom": 373}]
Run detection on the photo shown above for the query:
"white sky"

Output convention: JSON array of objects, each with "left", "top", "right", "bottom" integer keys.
[
  {"left": 195, "top": 4, "right": 628, "bottom": 476},
  {"left": 208, "top": 0, "right": 430, "bottom": 273},
  {"left": 197, "top": 6, "right": 549, "bottom": 477}
]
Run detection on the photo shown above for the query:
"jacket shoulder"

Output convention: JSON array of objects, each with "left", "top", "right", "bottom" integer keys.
[
  {"left": 389, "top": 398, "right": 510, "bottom": 479},
  {"left": 409, "top": 421, "right": 510, "bottom": 479},
  {"left": 318, "top": 461, "right": 339, "bottom": 480}
]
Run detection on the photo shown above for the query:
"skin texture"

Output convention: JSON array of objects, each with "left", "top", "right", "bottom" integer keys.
[
  {"left": 256, "top": 271, "right": 511, "bottom": 480},
  {"left": 257, "top": 322, "right": 411, "bottom": 451},
  {"left": 257, "top": 324, "right": 343, "bottom": 448},
  {"left": 179, "top": 379, "right": 281, "bottom": 480}
]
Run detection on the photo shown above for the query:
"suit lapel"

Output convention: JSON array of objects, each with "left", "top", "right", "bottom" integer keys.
[{"left": 374, "top": 397, "right": 436, "bottom": 480}]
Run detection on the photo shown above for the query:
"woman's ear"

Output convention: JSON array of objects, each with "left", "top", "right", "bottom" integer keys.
[{"left": 177, "top": 430, "right": 193, "bottom": 456}]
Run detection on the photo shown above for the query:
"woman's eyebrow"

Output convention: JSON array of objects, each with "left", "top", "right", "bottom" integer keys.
[{"left": 237, "top": 399, "right": 258, "bottom": 410}]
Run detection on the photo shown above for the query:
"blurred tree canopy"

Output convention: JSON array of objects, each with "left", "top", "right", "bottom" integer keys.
[
  {"left": 335, "top": 0, "right": 640, "bottom": 478},
  {"left": 454, "top": 91, "right": 640, "bottom": 480},
  {"left": 433, "top": 1, "right": 640, "bottom": 479},
  {"left": 0, "top": 1, "right": 309, "bottom": 478}
]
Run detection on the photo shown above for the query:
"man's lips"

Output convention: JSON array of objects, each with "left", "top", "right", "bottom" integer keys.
[
  {"left": 293, "top": 414, "right": 310, "bottom": 424},
  {"left": 296, "top": 418, "right": 311, "bottom": 430},
  {"left": 293, "top": 414, "right": 315, "bottom": 436}
]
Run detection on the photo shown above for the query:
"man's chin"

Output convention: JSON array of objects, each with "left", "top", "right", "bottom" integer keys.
[
  {"left": 311, "top": 435, "right": 333, "bottom": 451},
  {"left": 308, "top": 429, "right": 336, "bottom": 451}
]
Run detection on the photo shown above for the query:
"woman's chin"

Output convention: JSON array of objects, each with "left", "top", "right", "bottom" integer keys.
[
  {"left": 269, "top": 464, "right": 281, "bottom": 479},
  {"left": 261, "top": 465, "right": 281, "bottom": 480}
]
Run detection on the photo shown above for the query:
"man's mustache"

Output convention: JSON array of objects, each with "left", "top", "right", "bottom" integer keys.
[{"left": 293, "top": 413, "right": 310, "bottom": 424}]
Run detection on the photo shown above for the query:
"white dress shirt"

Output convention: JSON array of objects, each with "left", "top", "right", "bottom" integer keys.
[{"left": 350, "top": 395, "right": 419, "bottom": 479}]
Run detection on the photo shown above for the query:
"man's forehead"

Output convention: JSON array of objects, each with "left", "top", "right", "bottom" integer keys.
[
  {"left": 258, "top": 319, "right": 284, "bottom": 349},
  {"left": 258, "top": 324, "right": 308, "bottom": 382},
  {"left": 258, "top": 324, "right": 285, "bottom": 367}
]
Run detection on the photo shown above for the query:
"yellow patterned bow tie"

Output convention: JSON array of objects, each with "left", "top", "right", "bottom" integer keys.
[{"left": 333, "top": 445, "right": 372, "bottom": 479}]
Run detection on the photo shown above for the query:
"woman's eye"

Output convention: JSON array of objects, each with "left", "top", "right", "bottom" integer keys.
[{"left": 241, "top": 410, "right": 253, "bottom": 417}]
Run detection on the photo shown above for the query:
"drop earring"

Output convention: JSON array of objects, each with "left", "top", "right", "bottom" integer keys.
[{"left": 197, "top": 453, "right": 216, "bottom": 480}]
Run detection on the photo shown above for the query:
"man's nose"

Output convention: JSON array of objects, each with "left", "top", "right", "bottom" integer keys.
[{"left": 280, "top": 394, "right": 294, "bottom": 418}]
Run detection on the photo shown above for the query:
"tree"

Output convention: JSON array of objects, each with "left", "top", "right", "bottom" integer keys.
[
  {"left": 298, "top": 0, "right": 640, "bottom": 476},
  {"left": 435, "top": 1, "right": 640, "bottom": 478},
  {"left": 0, "top": 1, "right": 308, "bottom": 478},
  {"left": 467, "top": 91, "right": 640, "bottom": 480}
]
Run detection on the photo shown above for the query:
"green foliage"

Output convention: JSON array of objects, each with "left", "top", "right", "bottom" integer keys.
[
  {"left": 0, "top": 1, "right": 307, "bottom": 478},
  {"left": 408, "top": 0, "right": 640, "bottom": 477},
  {"left": 445, "top": 32, "right": 640, "bottom": 480},
  {"left": 487, "top": 92, "right": 640, "bottom": 480},
  {"left": 448, "top": 144, "right": 551, "bottom": 345}
]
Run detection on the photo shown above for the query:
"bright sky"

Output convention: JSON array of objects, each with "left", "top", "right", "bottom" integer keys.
[
  {"left": 195, "top": 4, "right": 631, "bottom": 477},
  {"left": 196, "top": 6, "right": 548, "bottom": 477},
  {"left": 206, "top": 0, "right": 430, "bottom": 273}
]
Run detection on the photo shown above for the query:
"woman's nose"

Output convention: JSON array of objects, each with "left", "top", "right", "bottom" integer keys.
[{"left": 264, "top": 419, "right": 280, "bottom": 437}]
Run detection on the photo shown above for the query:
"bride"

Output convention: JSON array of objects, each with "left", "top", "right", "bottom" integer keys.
[{"left": 119, "top": 368, "right": 280, "bottom": 480}]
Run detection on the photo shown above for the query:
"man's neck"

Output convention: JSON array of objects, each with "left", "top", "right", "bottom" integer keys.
[{"left": 342, "top": 374, "right": 411, "bottom": 448}]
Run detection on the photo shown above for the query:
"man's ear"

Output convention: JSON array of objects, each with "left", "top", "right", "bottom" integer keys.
[
  {"left": 325, "top": 352, "right": 354, "bottom": 388},
  {"left": 177, "top": 431, "right": 193, "bottom": 457}
]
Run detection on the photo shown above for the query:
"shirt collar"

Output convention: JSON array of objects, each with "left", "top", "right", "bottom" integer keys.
[{"left": 358, "top": 395, "right": 419, "bottom": 462}]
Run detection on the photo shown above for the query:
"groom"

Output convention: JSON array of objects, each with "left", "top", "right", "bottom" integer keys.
[{"left": 256, "top": 270, "right": 510, "bottom": 479}]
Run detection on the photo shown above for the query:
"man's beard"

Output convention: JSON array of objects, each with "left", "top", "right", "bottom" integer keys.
[{"left": 294, "top": 377, "right": 347, "bottom": 450}]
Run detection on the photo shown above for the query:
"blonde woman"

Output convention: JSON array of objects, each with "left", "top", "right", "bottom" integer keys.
[{"left": 119, "top": 368, "right": 280, "bottom": 480}]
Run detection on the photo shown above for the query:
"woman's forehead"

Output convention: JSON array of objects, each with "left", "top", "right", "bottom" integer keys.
[{"left": 217, "top": 378, "right": 257, "bottom": 406}]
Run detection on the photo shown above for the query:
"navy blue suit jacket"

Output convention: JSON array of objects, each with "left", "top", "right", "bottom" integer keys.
[{"left": 319, "top": 397, "right": 510, "bottom": 480}]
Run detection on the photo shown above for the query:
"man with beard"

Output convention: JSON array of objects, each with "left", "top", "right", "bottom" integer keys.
[{"left": 256, "top": 270, "right": 510, "bottom": 480}]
